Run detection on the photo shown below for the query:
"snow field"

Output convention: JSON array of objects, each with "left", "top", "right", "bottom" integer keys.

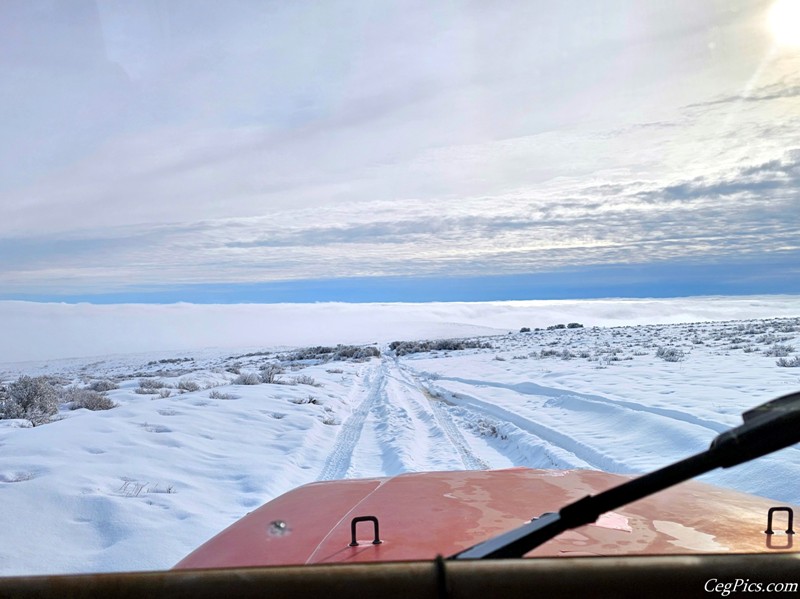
[{"left": 0, "top": 314, "right": 799, "bottom": 576}]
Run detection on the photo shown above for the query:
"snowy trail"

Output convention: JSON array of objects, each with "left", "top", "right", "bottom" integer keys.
[
  {"left": 316, "top": 363, "right": 384, "bottom": 481},
  {"left": 407, "top": 366, "right": 737, "bottom": 475},
  {"left": 423, "top": 381, "right": 634, "bottom": 472},
  {"left": 318, "top": 358, "right": 493, "bottom": 479},
  {"left": 424, "top": 392, "right": 491, "bottom": 470},
  {"left": 319, "top": 354, "right": 800, "bottom": 517},
  {"left": 322, "top": 357, "right": 752, "bottom": 481},
  {"left": 394, "top": 363, "right": 490, "bottom": 471},
  {"left": 426, "top": 375, "right": 731, "bottom": 434}
]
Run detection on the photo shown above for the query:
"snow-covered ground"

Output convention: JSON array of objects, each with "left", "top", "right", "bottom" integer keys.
[{"left": 1, "top": 308, "right": 800, "bottom": 576}]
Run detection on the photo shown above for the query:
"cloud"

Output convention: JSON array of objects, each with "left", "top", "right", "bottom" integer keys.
[
  {"left": 646, "top": 157, "right": 800, "bottom": 201},
  {"left": 1, "top": 144, "right": 798, "bottom": 297},
  {"left": 2, "top": 2, "right": 799, "bottom": 298},
  {"left": 686, "top": 78, "right": 800, "bottom": 109},
  {"left": 2, "top": 295, "right": 800, "bottom": 362},
  {"left": 224, "top": 215, "right": 544, "bottom": 249}
]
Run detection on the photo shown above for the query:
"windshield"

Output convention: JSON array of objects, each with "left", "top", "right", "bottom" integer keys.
[{"left": 1, "top": 0, "right": 799, "bottom": 577}]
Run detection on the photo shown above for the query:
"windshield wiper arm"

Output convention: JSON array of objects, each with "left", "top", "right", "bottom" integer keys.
[{"left": 451, "top": 390, "right": 800, "bottom": 560}]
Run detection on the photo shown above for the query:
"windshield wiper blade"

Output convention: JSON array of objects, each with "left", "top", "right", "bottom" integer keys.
[{"left": 451, "top": 390, "right": 800, "bottom": 560}]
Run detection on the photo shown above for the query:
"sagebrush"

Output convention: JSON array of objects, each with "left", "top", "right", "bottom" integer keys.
[
  {"left": 0, "top": 375, "right": 59, "bottom": 426},
  {"left": 64, "top": 387, "right": 116, "bottom": 411}
]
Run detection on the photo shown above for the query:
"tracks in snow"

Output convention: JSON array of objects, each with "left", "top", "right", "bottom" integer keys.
[
  {"left": 431, "top": 376, "right": 730, "bottom": 434},
  {"left": 318, "top": 355, "right": 717, "bottom": 481},
  {"left": 317, "top": 358, "right": 491, "bottom": 480},
  {"left": 393, "top": 364, "right": 490, "bottom": 471},
  {"left": 317, "top": 363, "right": 385, "bottom": 481},
  {"left": 420, "top": 383, "right": 632, "bottom": 473},
  {"left": 414, "top": 370, "right": 746, "bottom": 475}
]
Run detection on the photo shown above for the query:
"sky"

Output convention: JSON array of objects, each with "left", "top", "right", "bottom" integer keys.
[{"left": 1, "top": 0, "right": 799, "bottom": 303}]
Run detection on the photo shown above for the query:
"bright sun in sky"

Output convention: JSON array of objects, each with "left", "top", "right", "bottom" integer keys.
[{"left": 768, "top": 0, "right": 800, "bottom": 46}]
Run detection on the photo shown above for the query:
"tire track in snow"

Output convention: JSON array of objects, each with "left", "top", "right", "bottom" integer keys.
[
  {"left": 422, "top": 380, "right": 635, "bottom": 473},
  {"left": 427, "top": 395, "right": 491, "bottom": 470},
  {"left": 398, "top": 362, "right": 582, "bottom": 471},
  {"left": 393, "top": 364, "right": 489, "bottom": 471},
  {"left": 320, "top": 358, "right": 493, "bottom": 479},
  {"left": 365, "top": 361, "right": 474, "bottom": 474},
  {"left": 316, "top": 362, "right": 384, "bottom": 481},
  {"left": 418, "top": 372, "right": 800, "bottom": 474},
  {"left": 444, "top": 402, "right": 592, "bottom": 470},
  {"left": 432, "top": 375, "right": 729, "bottom": 434}
]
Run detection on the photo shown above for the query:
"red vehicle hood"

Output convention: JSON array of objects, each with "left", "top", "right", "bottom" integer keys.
[{"left": 175, "top": 468, "right": 797, "bottom": 569}]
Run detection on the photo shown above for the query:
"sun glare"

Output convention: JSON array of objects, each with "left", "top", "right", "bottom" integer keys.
[{"left": 768, "top": 0, "right": 800, "bottom": 46}]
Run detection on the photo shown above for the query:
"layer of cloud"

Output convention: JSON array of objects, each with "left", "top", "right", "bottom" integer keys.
[
  {"left": 2, "top": 295, "right": 799, "bottom": 363},
  {"left": 2, "top": 1, "right": 799, "bottom": 298},
  {"left": 2, "top": 144, "right": 798, "bottom": 295}
]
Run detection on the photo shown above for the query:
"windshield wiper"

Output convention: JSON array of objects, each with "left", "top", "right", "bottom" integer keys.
[{"left": 451, "top": 390, "right": 800, "bottom": 559}]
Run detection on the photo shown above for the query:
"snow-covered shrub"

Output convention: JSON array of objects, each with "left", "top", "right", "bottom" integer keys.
[
  {"left": 136, "top": 379, "right": 170, "bottom": 394},
  {"left": 0, "top": 375, "right": 59, "bottom": 426},
  {"left": 65, "top": 387, "right": 116, "bottom": 411},
  {"left": 389, "top": 339, "right": 491, "bottom": 356},
  {"left": 656, "top": 347, "right": 685, "bottom": 362},
  {"left": 208, "top": 390, "right": 238, "bottom": 400},
  {"left": 290, "top": 395, "right": 322, "bottom": 405},
  {"left": 226, "top": 363, "right": 242, "bottom": 375},
  {"left": 470, "top": 418, "right": 508, "bottom": 440},
  {"left": 330, "top": 345, "right": 381, "bottom": 361},
  {"left": 177, "top": 379, "right": 200, "bottom": 392},
  {"left": 88, "top": 379, "right": 119, "bottom": 392},
  {"left": 764, "top": 344, "right": 795, "bottom": 357},
  {"left": 139, "top": 378, "right": 169, "bottom": 389},
  {"left": 282, "top": 344, "right": 380, "bottom": 363},
  {"left": 234, "top": 372, "right": 261, "bottom": 385},
  {"left": 293, "top": 374, "right": 320, "bottom": 387},
  {"left": 259, "top": 364, "right": 284, "bottom": 384},
  {"left": 776, "top": 356, "right": 800, "bottom": 367}
]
